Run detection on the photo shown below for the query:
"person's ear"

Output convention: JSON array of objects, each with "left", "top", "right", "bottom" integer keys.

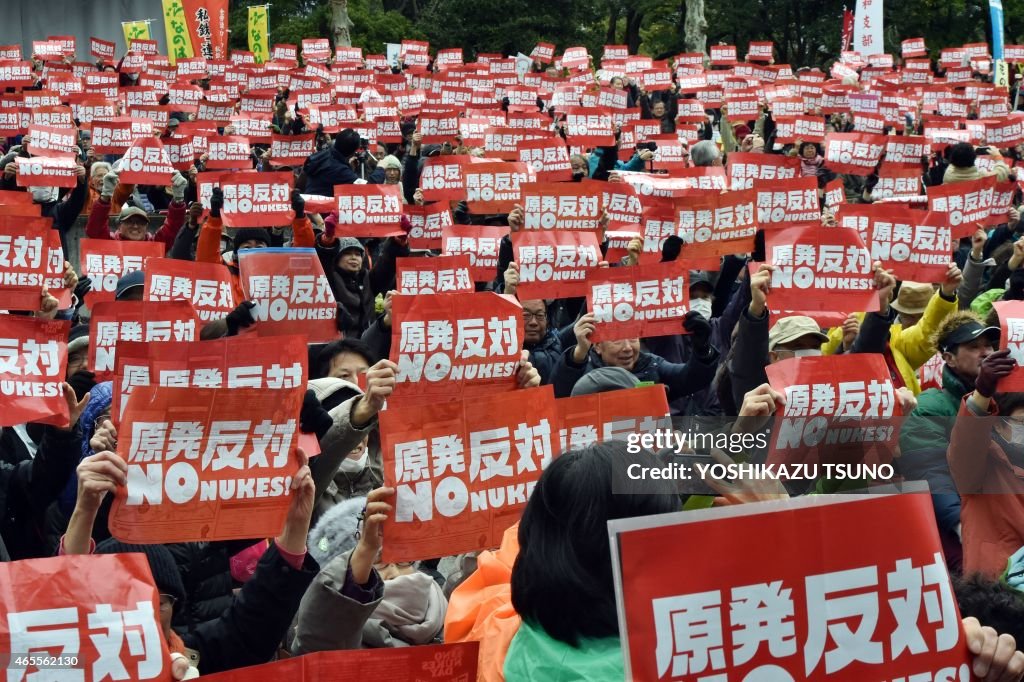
[{"left": 768, "top": 351, "right": 779, "bottom": 364}]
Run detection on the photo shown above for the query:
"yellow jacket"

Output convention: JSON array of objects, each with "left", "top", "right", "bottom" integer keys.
[{"left": 822, "top": 292, "right": 957, "bottom": 395}]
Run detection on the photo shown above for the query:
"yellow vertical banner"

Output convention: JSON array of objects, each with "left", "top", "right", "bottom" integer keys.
[
  {"left": 248, "top": 5, "right": 270, "bottom": 64},
  {"left": 121, "top": 21, "right": 152, "bottom": 49},
  {"left": 162, "top": 0, "right": 195, "bottom": 64}
]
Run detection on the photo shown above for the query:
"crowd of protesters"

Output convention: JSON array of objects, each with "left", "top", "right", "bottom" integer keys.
[{"left": 3, "top": 28, "right": 1024, "bottom": 681}]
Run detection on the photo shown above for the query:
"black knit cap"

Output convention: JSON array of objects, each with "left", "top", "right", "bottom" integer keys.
[
  {"left": 334, "top": 128, "right": 361, "bottom": 157},
  {"left": 233, "top": 228, "right": 272, "bottom": 252},
  {"left": 95, "top": 538, "right": 186, "bottom": 605}
]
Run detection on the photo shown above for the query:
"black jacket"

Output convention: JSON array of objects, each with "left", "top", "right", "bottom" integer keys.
[
  {"left": 0, "top": 424, "right": 82, "bottom": 560},
  {"left": 526, "top": 328, "right": 565, "bottom": 385},
  {"left": 168, "top": 540, "right": 260, "bottom": 634},
  {"left": 315, "top": 237, "right": 406, "bottom": 336},
  {"left": 302, "top": 147, "right": 358, "bottom": 196},
  {"left": 182, "top": 543, "right": 318, "bottom": 674}
]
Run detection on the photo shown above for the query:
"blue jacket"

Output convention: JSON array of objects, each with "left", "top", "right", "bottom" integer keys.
[
  {"left": 551, "top": 346, "right": 719, "bottom": 401},
  {"left": 587, "top": 148, "right": 645, "bottom": 176}
]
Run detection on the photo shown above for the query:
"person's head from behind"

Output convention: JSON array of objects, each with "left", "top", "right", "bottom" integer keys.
[
  {"left": 317, "top": 337, "right": 374, "bottom": 382},
  {"left": 117, "top": 206, "right": 150, "bottom": 241},
  {"left": 948, "top": 142, "right": 977, "bottom": 170},
  {"left": 521, "top": 299, "right": 548, "bottom": 345},
  {"left": 690, "top": 140, "right": 722, "bottom": 167},
  {"left": 510, "top": 441, "right": 679, "bottom": 645},
  {"left": 934, "top": 311, "right": 999, "bottom": 382},
  {"left": 335, "top": 237, "right": 365, "bottom": 274},
  {"left": 594, "top": 338, "right": 641, "bottom": 371},
  {"left": 334, "top": 128, "right": 361, "bottom": 158},
  {"left": 954, "top": 573, "right": 1024, "bottom": 648},
  {"left": 767, "top": 316, "right": 828, "bottom": 364}
]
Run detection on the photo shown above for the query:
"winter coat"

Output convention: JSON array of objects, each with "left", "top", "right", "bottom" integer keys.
[
  {"left": 167, "top": 540, "right": 260, "bottom": 634},
  {"left": 504, "top": 620, "right": 623, "bottom": 682},
  {"left": 525, "top": 329, "right": 563, "bottom": 385},
  {"left": 948, "top": 397, "right": 1024, "bottom": 578},
  {"left": 85, "top": 197, "right": 186, "bottom": 250},
  {"left": 311, "top": 396, "right": 383, "bottom": 524},
  {"left": 302, "top": 147, "right": 358, "bottom": 197},
  {"left": 899, "top": 364, "right": 973, "bottom": 537},
  {"left": 314, "top": 234, "right": 405, "bottom": 336},
  {"left": 551, "top": 346, "right": 720, "bottom": 402}
]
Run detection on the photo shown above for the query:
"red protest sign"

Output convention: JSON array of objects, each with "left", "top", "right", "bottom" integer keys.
[
  {"left": 14, "top": 156, "right": 77, "bottom": 187},
  {"left": 90, "top": 119, "right": 136, "bottom": 154},
  {"left": 0, "top": 553, "right": 170, "bottom": 680},
  {"left": 117, "top": 136, "right": 176, "bottom": 185},
  {"left": 727, "top": 152, "right": 800, "bottom": 190},
  {"left": 90, "top": 36, "right": 116, "bottom": 60},
  {"left": 766, "top": 224, "right": 877, "bottom": 314},
  {"left": 301, "top": 38, "right": 331, "bottom": 63},
  {"left": 80, "top": 239, "right": 166, "bottom": 305},
  {"left": 237, "top": 248, "right": 338, "bottom": 343},
  {"left": 884, "top": 135, "right": 931, "bottom": 167},
  {"left": 464, "top": 161, "right": 534, "bottom": 214},
  {"left": 872, "top": 165, "right": 923, "bottom": 200},
  {"left": 0, "top": 316, "right": 69, "bottom": 427},
  {"left": 902, "top": 37, "right": 927, "bottom": 58},
  {"left": 206, "top": 135, "right": 252, "bottom": 170},
  {"left": 0, "top": 60, "right": 34, "bottom": 89},
  {"left": 26, "top": 125, "right": 78, "bottom": 158},
  {"left": 522, "top": 181, "right": 603, "bottom": 230},
  {"left": 531, "top": 42, "right": 556, "bottom": 64},
  {"left": 109, "top": 384, "right": 304, "bottom": 543},
  {"left": 766, "top": 353, "right": 902, "bottom": 467},
  {"left": 389, "top": 292, "right": 523, "bottom": 406},
  {"left": 112, "top": 334, "right": 305, "bottom": 426},
  {"left": 442, "top": 225, "right": 506, "bottom": 282},
  {"left": 200, "top": 643, "right": 480, "bottom": 682},
  {"left": 926, "top": 176, "right": 998, "bottom": 236},
  {"left": 417, "top": 109, "right": 460, "bottom": 144},
  {"left": 675, "top": 189, "right": 757, "bottom": 259},
  {"left": 218, "top": 172, "right": 294, "bottom": 228},
  {"left": 397, "top": 255, "right": 474, "bottom": 295},
  {"left": 511, "top": 230, "right": 601, "bottom": 300},
  {"left": 754, "top": 177, "right": 821, "bottom": 228},
  {"left": 144, "top": 258, "right": 236, "bottom": 323},
  {"left": 89, "top": 301, "right": 199, "bottom": 376},
  {"left": 823, "top": 132, "right": 888, "bottom": 175},
  {"left": 380, "top": 385, "right": 555, "bottom": 562},
  {"left": 334, "top": 184, "right": 404, "bottom": 238},
  {"left": 866, "top": 209, "right": 951, "bottom": 282},
  {"left": 562, "top": 107, "right": 615, "bottom": 147},
  {"left": 419, "top": 156, "right": 470, "bottom": 202},
  {"left": 0, "top": 218, "right": 53, "bottom": 311},
  {"left": 602, "top": 184, "right": 644, "bottom": 230},
  {"left": 269, "top": 133, "right": 315, "bottom": 168},
  {"left": 517, "top": 137, "right": 573, "bottom": 183},
  {"left": 405, "top": 203, "right": 454, "bottom": 250},
  {"left": 611, "top": 493, "right": 970, "bottom": 682},
  {"left": 747, "top": 40, "right": 774, "bottom": 61},
  {"left": 555, "top": 384, "right": 670, "bottom": 452},
  {"left": 995, "top": 301, "right": 1024, "bottom": 392},
  {"left": 587, "top": 261, "right": 690, "bottom": 341},
  {"left": 774, "top": 115, "right": 826, "bottom": 144}
]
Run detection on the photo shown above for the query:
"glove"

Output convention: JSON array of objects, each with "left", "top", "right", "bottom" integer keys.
[
  {"left": 323, "top": 215, "right": 337, "bottom": 243},
  {"left": 299, "top": 389, "right": 334, "bottom": 440},
  {"left": 683, "top": 310, "right": 713, "bottom": 358},
  {"left": 170, "top": 171, "right": 188, "bottom": 202},
  {"left": 225, "top": 301, "right": 257, "bottom": 336},
  {"left": 101, "top": 170, "right": 119, "bottom": 200},
  {"left": 73, "top": 276, "right": 93, "bottom": 304},
  {"left": 209, "top": 187, "right": 224, "bottom": 218},
  {"left": 291, "top": 189, "right": 305, "bottom": 217},
  {"left": 975, "top": 348, "right": 1017, "bottom": 398}
]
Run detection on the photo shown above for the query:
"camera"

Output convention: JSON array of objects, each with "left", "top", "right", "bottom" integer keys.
[
  {"left": 637, "top": 141, "right": 658, "bottom": 152},
  {"left": 355, "top": 137, "right": 370, "bottom": 161}
]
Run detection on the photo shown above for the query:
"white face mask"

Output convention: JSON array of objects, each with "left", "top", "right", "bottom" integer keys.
[
  {"left": 689, "top": 298, "right": 712, "bottom": 320},
  {"left": 790, "top": 348, "right": 823, "bottom": 358},
  {"left": 30, "top": 186, "right": 58, "bottom": 203},
  {"left": 339, "top": 448, "right": 369, "bottom": 474},
  {"left": 1004, "top": 420, "right": 1024, "bottom": 444}
]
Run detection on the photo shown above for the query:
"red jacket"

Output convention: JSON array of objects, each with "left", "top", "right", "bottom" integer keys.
[
  {"left": 85, "top": 196, "right": 186, "bottom": 250},
  {"left": 948, "top": 396, "right": 1024, "bottom": 578}
]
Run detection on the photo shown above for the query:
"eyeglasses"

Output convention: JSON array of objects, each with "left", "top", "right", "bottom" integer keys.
[
  {"left": 522, "top": 312, "right": 547, "bottom": 321},
  {"left": 159, "top": 594, "right": 177, "bottom": 612}
]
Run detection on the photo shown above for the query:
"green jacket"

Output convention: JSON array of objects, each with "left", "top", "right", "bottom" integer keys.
[
  {"left": 898, "top": 364, "right": 973, "bottom": 532},
  {"left": 504, "top": 620, "right": 623, "bottom": 682}
]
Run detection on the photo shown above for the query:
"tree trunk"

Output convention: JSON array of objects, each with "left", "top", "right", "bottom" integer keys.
[
  {"left": 606, "top": 2, "right": 620, "bottom": 45},
  {"left": 684, "top": 0, "right": 708, "bottom": 55},
  {"left": 624, "top": 8, "right": 644, "bottom": 54},
  {"left": 331, "top": 0, "right": 354, "bottom": 48}
]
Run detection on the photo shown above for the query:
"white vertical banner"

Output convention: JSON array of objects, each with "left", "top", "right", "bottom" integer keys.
[{"left": 853, "top": 0, "right": 884, "bottom": 56}]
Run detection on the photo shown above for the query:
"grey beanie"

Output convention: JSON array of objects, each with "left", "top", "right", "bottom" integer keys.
[{"left": 570, "top": 366, "right": 640, "bottom": 397}]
